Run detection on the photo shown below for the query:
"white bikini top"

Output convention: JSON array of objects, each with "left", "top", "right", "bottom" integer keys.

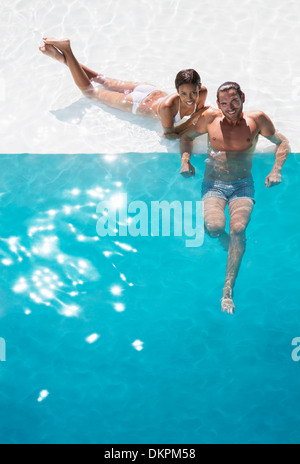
[{"left": 174, "top": 100, "right": 197, "bottom": 127}]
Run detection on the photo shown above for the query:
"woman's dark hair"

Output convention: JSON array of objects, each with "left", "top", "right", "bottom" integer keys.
[
  {"left": 217, "top": 82, "right": 243, "bottom": 101},
  {"left": 175, "top": 69, "right": 201, "bottom": 90}
]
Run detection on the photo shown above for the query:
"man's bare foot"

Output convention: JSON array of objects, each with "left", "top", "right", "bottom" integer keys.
[
  {"left": 221, "top": 285, "right": 235, "bottom": 315},
  {"left": 39, "top": 43, "right": 66, "bottom": 64},
  {"left": 43, "top": 38, "right": 71, "bottom": 54}
]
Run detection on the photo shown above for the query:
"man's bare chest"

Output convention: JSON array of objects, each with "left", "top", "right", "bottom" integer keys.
[{"left": 208, "top": 119, "right": 259, "bottom": 152}]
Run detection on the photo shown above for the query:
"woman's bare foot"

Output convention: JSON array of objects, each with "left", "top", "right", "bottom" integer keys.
[
  {"left": 43, "top": 38, "right": 71, "bottom": 54},
  {"left": 221, "top": 285, "right": 235, "bottom": 315},
  {"left": 39, "top": 43, "right": 66, "bottom": 64}
]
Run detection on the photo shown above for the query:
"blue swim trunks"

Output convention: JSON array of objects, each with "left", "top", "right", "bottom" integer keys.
[{"left": 202, "top": 176, "right": 255, "bottom": 203}]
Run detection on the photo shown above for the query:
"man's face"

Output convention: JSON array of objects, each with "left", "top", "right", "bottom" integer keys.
[{"left": 217, "top": 89, "right": 245, "bottom": 122}]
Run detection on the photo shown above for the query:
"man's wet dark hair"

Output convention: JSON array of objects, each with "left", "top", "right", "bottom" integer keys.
[
  {"left": 217, "top": 82, "right": 243, "bottom": 101},
  {"left": 175, "top": 69, "right": 201, "bottom": 90}
]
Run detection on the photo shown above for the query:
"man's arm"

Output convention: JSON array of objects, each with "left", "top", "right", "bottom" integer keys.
[
  {"left": 180, "top": 128, "right": 205, "bottom": 178},
  {"left": 259, "top": 113, "right": 291, "bottom": 187}
]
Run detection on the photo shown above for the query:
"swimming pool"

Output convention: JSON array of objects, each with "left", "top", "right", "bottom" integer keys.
[
  {"left": 0, "top": 152, "right": 299, "bottom": 444},
  {"left": 1, "top": 0, "right": 300, "bottom": 446}
]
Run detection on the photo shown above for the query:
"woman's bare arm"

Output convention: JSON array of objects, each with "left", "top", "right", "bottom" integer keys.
[{"left": 158, "top": 96, "right": 179, "bottom": 139}]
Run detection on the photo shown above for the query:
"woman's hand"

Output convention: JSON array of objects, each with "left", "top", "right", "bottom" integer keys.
[
  {"left": 163, "top": 131, "right": 180, "bottom": 140},
  {"left": 180, "top": 153, "right": 195, "bottom": 178}
]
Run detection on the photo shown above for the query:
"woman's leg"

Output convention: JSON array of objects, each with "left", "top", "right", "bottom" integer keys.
[
  {"left": 40, "top": 38, "right": 163, "bottom": 115},
  {"left": 80, "top": 64, "right": 101, "bottom": 82},
  {"left": 40, "top": 39, "right": 143, "bottom": 94},
  {"left": 94, "top": 76, "right": 141, "bottom": 93},
  {"left": 39, "top": 43, "right": 105, "bottom": 83},
  {"left": 39, "top": 43, "right": 67, "bottom": 64},
  {"left": 41, "top": 38, "right": 135, "bottom": 112},
  {"left": 42, "top": 38, "right": 92, "bottom": 92}
]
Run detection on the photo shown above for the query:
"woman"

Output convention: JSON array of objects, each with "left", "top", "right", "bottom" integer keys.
[{"left": 39, "top": 38, "right": 207, "bottom": 176}]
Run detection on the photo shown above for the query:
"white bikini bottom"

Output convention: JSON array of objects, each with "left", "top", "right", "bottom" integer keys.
[{"left": 131, "top": 85, "right": 159, "bottom": 114}]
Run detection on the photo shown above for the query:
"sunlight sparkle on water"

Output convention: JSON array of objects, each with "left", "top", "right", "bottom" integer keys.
[
  {"left": 71, "top": 188, "right": 81, "bottom": 196},
  {"left": 38, "top": 390, "right": 50, "bottom": 403},
  {"left": 59, "top": 303, "right": 81, "bottom": 317},
  {"left": 110, "top": 285, "right": 123, "bottom": 296},
  {"left": 85, "top": 333, "right": 100, "bottom": 344},
  {"left": 132, "top": 340, "right": 144, "bottom": 352},
  {"left": 13, "top": 278, "right": 28, "bottom": 293},
  {"left": 87, "top": 188, "right": 105, "bottom": 200},
  {"left": 114, "top": 303, "right": 125, "bottom": 312},
  {"left": 114, "top": 242, "right": 138, "bottom": 253},
  {"left": 109, "top": 193, "right": 127, "bottom": 210}
]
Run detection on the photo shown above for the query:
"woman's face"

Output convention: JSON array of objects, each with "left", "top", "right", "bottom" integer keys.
[{"left": 177, "top": 84, "right": 200, "bottom": 107}]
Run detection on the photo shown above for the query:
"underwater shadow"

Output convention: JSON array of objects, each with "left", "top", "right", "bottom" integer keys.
[
  {"left": 50, "top": 97, "right": 161, "bottom": 131},
  {"left": 49, "top": 96, "right": 208, "bottom": 154}
]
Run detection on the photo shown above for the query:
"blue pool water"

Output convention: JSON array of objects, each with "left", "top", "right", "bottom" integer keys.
[{"left": 0, "top": 152, "right": 299, "bottom": 444}]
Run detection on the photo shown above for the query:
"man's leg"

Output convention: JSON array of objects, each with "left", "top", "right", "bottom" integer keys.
[
  {"left": 222, "top": 198, "right": 254, "bottom": 314},
  {"left": 203, "top": 197, "right": 230, "bottom": 250}
]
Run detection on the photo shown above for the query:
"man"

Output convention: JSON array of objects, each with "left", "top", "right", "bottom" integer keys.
[{"left": 180, "top": 82, "right": 290, "bottom": 315}]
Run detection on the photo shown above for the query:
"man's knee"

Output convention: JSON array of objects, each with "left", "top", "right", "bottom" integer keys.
[
  {"left": 205, "top": 219, "right": 226, "bottom": 238},
  {"left": 229, "top": 199, "right": 253, "bottom": 236},
  {"left": 230, "top": 221, "right": 248, "bottom": 236}
]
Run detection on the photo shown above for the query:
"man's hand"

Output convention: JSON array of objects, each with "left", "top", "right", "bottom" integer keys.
[
  {"left": 180, "top": 160, "right": 195, "bottom": 178},
  {"left": 265, "top": 169, "right": 282, "bottom": 188}
]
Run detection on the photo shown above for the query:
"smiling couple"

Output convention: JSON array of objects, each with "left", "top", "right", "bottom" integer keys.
[{"left": 40, "top": 38, "right": 290, "bottom": 315}]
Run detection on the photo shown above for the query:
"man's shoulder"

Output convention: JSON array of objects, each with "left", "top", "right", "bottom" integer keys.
[
  {"left": 202, "top": 106, "right": 220, "bottom": 122},
  {"left": 244, "top": 110, "right": 269, "bottom": 121},
  {"left": 244, "top": 111, "right": 276, "bottom": 136},
  {"left": 202, "top": 106, "right": 219, "bottom": 115},
  {"left": 192, "top": 106, "right": 219, "bottom": 135}
]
